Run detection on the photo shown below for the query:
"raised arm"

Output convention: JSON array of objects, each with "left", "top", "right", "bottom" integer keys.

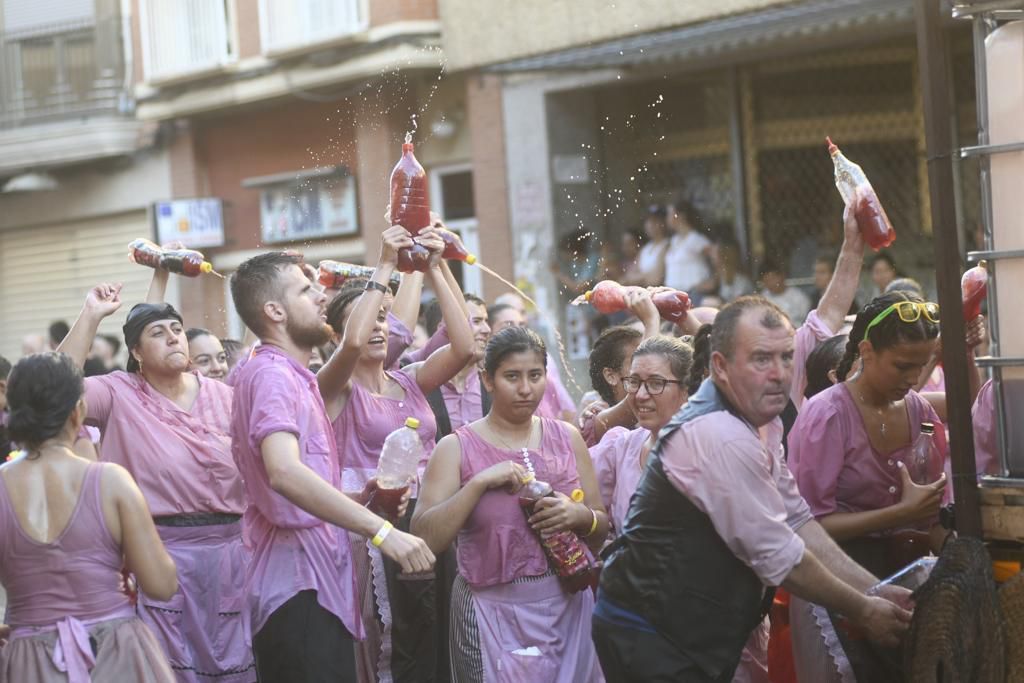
[
  {"left": 145, "top": 268, "right": 170, "bottom": 304},
  {"left": 411, "top": 434, "right": 528, "bottom": 554},
  {"left": 57, "top": 283, "right": 123, "bottom": 368},
  {"left": 390, "top": 271, "right": 424, "bottom": 334},
  {"left": 261, "top": 431, "right": 434, "bottom": 573},
  {"left": 817, "top": 205, "right": 866, "bottom": 334},
  {"left": 318, "top": 227, "right": 412, "bottom": 411}
]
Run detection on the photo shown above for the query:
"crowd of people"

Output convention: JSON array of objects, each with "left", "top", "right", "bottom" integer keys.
[{"left": 0, "top": 205, "right": 1001, "bottom": 683}]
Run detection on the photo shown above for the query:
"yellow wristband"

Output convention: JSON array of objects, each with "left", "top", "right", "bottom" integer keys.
[
  {"left": 371, "top": 521, "right": 393, "bottom": 547},
  {"left": 585, "top": 508, "right": 599, "bottom": 537}
]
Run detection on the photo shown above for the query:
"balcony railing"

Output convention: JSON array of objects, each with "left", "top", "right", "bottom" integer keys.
[
  {"left": 140, "top": 0, "right": 234, "bottom": 82},
  {"left": 259, "top": 0, "right": 367, "bottom": 55},
  {"left": 0, "top": 18, "right": 126, "bottom": 129}
]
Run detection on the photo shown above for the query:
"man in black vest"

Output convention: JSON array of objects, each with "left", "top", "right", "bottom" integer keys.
[{"left": 594, "top": 296, "right": 912, "bottom": 682}]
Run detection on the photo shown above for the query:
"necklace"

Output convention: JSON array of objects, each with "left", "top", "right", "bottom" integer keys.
[
  {"left": 486, "top": 417, "right": 538, "bottom": 477},
  {"left": 854, "top": 385, "right": 894, "bottom": 437}
]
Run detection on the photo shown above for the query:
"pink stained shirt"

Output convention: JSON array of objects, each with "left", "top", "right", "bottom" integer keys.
[
  {"left": 791, "top": 309, "right": 837, "bottom": 410},
  {"left": 536, "top": 369, "right": 577, "bottom": 421},
  {"left": 441, "top": 369, "right": 485, "bottom": 432},
  {"left": 454, "top": 418, "right": 584, "bottom": 588},
  {"left": 972, "top": 379, "right": 999, "bottom": 476},
  {"left": 332, "top": 369, "right": 438, "bottom": 493},
  {"left": 386, "top": 312, "right": 414, "bottom": 370},
  {"left": 589, "top": 426, "right": 649, "bottom": 534},
  {"left": 788, "top": 383, "right": 947, "bottom": 530},
  {"left": 230, "top": 344, "right": 362, "bottom": 638},
  {"left": 659, "top": 411, "right": 814, "bottom": 587},
  {"left": 83, "top": 370, "right": 243, "bottom": 516}
]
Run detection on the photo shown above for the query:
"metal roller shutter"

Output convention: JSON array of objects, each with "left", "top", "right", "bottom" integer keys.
[{"left": 0, "top": 211, "right": 154, "bottom": 361}]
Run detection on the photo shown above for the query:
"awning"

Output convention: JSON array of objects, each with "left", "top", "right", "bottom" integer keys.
[{"left": 486, "top": 0, "right": 916, "bottom": 73}]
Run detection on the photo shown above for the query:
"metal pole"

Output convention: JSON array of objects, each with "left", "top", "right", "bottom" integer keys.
[{"left": 914, "top": 0, "right": 983, "bottom": 537}]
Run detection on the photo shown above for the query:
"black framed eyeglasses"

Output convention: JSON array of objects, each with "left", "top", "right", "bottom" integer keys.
[{"left": 621, "top": 376, "right": 683, "bottom": 396}]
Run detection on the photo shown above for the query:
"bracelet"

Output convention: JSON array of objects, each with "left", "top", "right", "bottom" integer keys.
[
  {"left": 365, "top": 279, "right": 389, "bottom": 294},
  {"left": 584, "top": 508, "right": 599, "bottom": 537},
  {"left": 371, "top": 521, "right": 393, "bottom": 547}
]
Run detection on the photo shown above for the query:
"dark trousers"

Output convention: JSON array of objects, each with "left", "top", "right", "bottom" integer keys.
[
  {"left": 383, "top": 501, "right": 456, "bottom": 683},
  {"left": 592, "top": 615, "right": 732, "bottom": 683},
  {"left": 254, "top": 590, "right": 357, "bottom": 683}
]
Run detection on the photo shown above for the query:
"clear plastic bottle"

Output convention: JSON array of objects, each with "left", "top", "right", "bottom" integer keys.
[
  {"left": 372, "top": 417, "right": 423, "bottom": 519},
  {"left": 906, "top": 422, "right": 941, "bottom": 485},
  {"left": 129, "top": 238, "right": 214, "bottom": 277},
  {"left": 390, "top": 141, "right": 432, "bottom": 273},
  {"left": 961, "top": 260, "right": 988, "bottom": 321},
  {"left": 826, "top": 137, "right": 896, "bottom": 251},
  {"left": 317, "top": 260, "right": 401, "bottom": 290}
]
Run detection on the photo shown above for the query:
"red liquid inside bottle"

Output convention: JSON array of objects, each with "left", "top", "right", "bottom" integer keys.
[
  {"left": 318, "top": 260, "right": 400, "bottom": 290},
  {"left": 961, "top": 260, "right": 988, "bottom": 321},
  {"left": 368, "top": 484, "right": 410, "bottom": 522},
  {"left": 161, "top": 248, "right": 213, "bottom": 277},
  {"left": 519, "top": 476, "right": 598, "bottom": 594},
  {"left": 853, "top": 188, "right": 896, "bottom": 251},
  {"left": 129, "top": 238, "right": 163, "bottom": 269},
  {"left": 585, "top": 280, "right": 691, "bottom": 323},
  {"left": 390, "top": 142, "right": 431, "bottom": 273},
  {"left": 439, "top": 229, "right": 477, "bottom": 265}
]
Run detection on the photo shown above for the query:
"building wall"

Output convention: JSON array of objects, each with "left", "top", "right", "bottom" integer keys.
[{"left": 437, "top": 0, "right": 789, "bottom": 71}]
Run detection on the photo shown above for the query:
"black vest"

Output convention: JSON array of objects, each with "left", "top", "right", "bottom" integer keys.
[
  {"left": 599, "top": 379, "right": 771, "bottom": 680},
  {"left": 425, "top": 371, "right": 491, "bottom": 439}
]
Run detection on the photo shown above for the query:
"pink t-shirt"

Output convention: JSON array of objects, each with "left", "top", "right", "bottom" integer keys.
[
  {"left": 454, "top": 418, "right": 583, "bottom": 588},
  {"left": 792, "top": 309, "right": 837, "bottom": 409},
  {"left": 230, "top": 344, "right": 362, "bottom": 637},
  {"left": 84, "top": 370, "right": 243, "bottom": 516},
  {"left": 590, "top": 426, "right": 649, "bottom": 534},
  {"left": 973, "top": 379, "right": 999, "bottom": 476},
  {"left": 788, "top": 384, "right": 947, "bottom": 531},
  {"left": 659, "top": 411, "right": 813, "bottom": 587}
]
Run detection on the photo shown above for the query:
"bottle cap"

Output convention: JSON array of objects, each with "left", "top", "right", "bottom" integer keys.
[
  {"left": 920, "top": 422, "right": 935, "bottom": 434},
  {"left": 826, "top": 136, "right": 839, "bottom": 156},
  {"left": 200, "top": 261, "right": 213, "bottom": 274},
  {"left": 402, "top": 142, "right": 415, "bottom": 153},
  {"left": 521, "top": 473, "right": 535, "bottom": 484},
  {"left": 584, "top": 290, "right": 594, "bottom": 302},
  {"left": 405, "top": 417, "right": 420, "bottom": 429},
  {"left": 979, "top": 260, "right": 988, "bottom": 270},
  {"left": 465, "top": 254, "right": 477, "bottom": 265},
  {"left": 570, "top": 489, "right": 585, "bottom": 503}
]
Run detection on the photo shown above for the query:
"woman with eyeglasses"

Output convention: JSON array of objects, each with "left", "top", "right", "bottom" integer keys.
[
  {"left": 412, "top": 326, "right": 608, "bottom": 682},
  {"left": 787, "top": 291, "right": 948, "bottom": 683},
  {"left": 57, "top": 285, "right": 253, "bottom": 683}
]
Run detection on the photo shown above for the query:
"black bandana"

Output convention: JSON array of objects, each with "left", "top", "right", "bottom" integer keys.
[{"left": 122, "top": 303, "right": 184, "bottom": 373}]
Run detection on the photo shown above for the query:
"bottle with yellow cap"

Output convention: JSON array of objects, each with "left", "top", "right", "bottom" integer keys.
[
  {"left": 372, "top": 417, "right": 424, "bottom": 520},
  {"left": 129, "top": 238, "right": 218, "bottom": 278},
  {"left": 518, "top": 475, "right": 599, "bottom": 593}
]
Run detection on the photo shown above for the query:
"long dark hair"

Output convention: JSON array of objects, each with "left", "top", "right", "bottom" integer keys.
[
  {"left": 836, "top": 292, "right": 940, "bottom": 382},
  {"left": 7, "top": 353, "right": 83, "bottom": 454},
  {"left": 687, "top": 324, "right": 714, "bottom": 395},
  {"left": 805, "top": 335, "right": 848, "bottom": 400}
]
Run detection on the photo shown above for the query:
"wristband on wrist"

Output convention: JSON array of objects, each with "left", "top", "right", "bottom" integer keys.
[
  {"left": 371, "top": 521, "right": 394, "bottom": 547},
  {"left": 365, "top": 279, "right": 388, "bottom": 294},
  {"left": 584, "top": 508, "right": 599, "bottom": 537}
]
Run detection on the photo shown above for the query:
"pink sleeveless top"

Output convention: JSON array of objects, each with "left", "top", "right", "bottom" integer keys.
[
  {"left": 333, "top": 369, "right": 437, "bottom": 492},
  {"left": 0, "top": 462, "right": 131, "bottom": 627},
  {"left": 454, "top": 417, "right": 582, "bottom": 588}
]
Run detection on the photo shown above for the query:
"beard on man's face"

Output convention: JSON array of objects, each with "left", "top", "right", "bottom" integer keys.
[{"left": 286, "top": 316, "right": 334, "bottom": 349}]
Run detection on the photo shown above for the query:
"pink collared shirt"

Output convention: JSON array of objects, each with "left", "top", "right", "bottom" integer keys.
[
  {"left": 590, "top": 426, "right": 649, "bottom": 534},
  {"left": 788, "top": 383, "right": 946, "bottom": 530},
  {"left": 792, "top": 309, "right": 837, "bottom": 409},
  {"left": 83, "top": 370, "right": 243, "bottom": 516},
  {"left": 972, "top": 379, "right": 999, "bottom": 476},
  {"left": 441, "top": 370, "right": 485, "bottom": 431},
  {"left": 230, "top": 344, "right": 362, "bottom": 637},
  {"left": 659, "top": 412, "right": 813, "bottom": 587}
]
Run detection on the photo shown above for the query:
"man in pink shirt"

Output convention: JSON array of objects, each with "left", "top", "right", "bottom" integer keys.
[
  {"left": 228, "top": 250, "right": 434, "bottom": 683},
  {"left": 594, "top": 296, "right": 912, "bottom": 682}
]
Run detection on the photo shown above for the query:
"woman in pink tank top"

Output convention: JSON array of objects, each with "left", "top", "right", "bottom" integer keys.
[
  {"left": 318, "top": 226, "right": 476, "bottom": 682},
  {"left": 413, "top": 326, "right": 610, "bottom": 683},
  {"left": 0, "top": 352, "right": 177, "bottom": 683}
]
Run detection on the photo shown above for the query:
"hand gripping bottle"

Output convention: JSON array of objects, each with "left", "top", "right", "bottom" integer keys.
[
  {"left": 390, "top": 142, "right": 432, "bottom": 273},
  {"left": 905, "top": 422, "right": 942, "bottom": 485},
  {"left": 826, "top": 137, "right": 896, "bottom": 251},
  {"left": 961, "top": 261, "right": 988, "bottom": 322},
  {"left": 581, "top": 280, "right": 691, "bottom": 323},
  {"left": 129, "top": 238, "right": 214, "bottom": 277},
  {"left": 438, "top": 228, "right": 477, "bottom": 265},
  {"left": 317, "top": 260, "right": 402, "bottom": 290},
  {"left": 518, "top": 475, "right": 599, "bottom": 593},
  {"left": 372, "top": 418, "right": 423, "bottom": 520}
]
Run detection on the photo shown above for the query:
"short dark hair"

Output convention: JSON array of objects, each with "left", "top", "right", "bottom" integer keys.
[
  {"left": 804, "top": 334, "right": 848, "bottom": 399},
  {"left": 325, "top": 287, "right": 364, "bottom": 336},
  {"left": 671, "top": 199, "right": 701, "bottom": 229},
  {"left": 632, "top": 335, "right": 694, "bottom": 386},
  {"left": 464, "top": 293, "right": 486, "bottom": 308},
  {"left": 423, "top": 299, "right": 442, "bottom": 337},
  {"left": 186, "top": 327, "right": 214, "bottom": 343},
  {"left": 48, "top": 321, "right": 70, "bottom": 347},
  {"left": 220, "top": 339, "right": 245, "bottom": 368},
  {"left": 7, "top": 352, "right": 83, "bottom": 453},
  {"left": 588, "top": 326, "right": 643, "bottom": 403},
  {"left": 870, "top": 253, "right": 898, "bottom": 273},
  {"left": 836, "top": 292, "right": 939, "bottom": 381},
  {"left": 710, "top": 296, "right": 790, "bottom": 360},
  {"left": 230, "top": 252, "right": 303, "bottom": 336},
  {"left": 646, "top": 203, "right": 667, "bottom": 220},
  {"left": 83, "top": 357, "right": 112, "bottom": 377},
  {"left": 758, "top": 259, "right": 785, "bottom": 279},
  {"left": 484, "top": 326, "right": 547, "bottom": 377}
]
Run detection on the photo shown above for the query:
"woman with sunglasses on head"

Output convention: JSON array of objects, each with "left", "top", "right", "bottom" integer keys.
[
  {"left": 787, "top": 292, "right": 948, "bottom": 683},
  {"left": 0, "top": 352, "right": 178, "bottom": 682},
  {"left": 412, "top": 326, "right": 609, "bottom": 682},
  {"left": 57, "top": 285, "right": 253, "bottom": 683},
  {"left": 318, "top": 225, "right": 475, "bottom": 683}
]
